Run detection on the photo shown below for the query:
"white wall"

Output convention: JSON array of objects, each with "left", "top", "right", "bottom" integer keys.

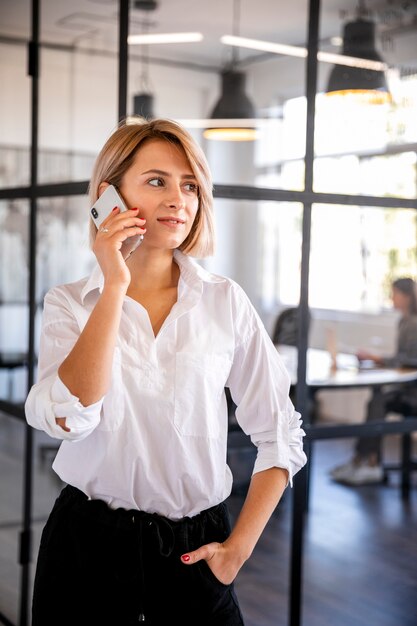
[{"left": 204, "top": 139, "right": 260, "bottom": 306}]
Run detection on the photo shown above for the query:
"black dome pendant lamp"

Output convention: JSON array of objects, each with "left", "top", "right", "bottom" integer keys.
[
  {"left": 133, "top": 93, "right": 154, "bottom": 119},
  {"left": 326, "top": 2, "right": 391, "bottom": 104},
  {"left": 132, "top": 0, "right": 156, "bottom": 119},
  {"left": 204, "top": 0, "right": 257, "bottom": 141},
  {"left": 204, "top": 70, "right": 257, "bottom": 141}
]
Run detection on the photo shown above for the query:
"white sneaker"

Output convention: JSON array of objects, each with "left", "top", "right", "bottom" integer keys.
[
  {"left": 331, "top": 461, "right": 383, "bottom": 486},
  {"left": 330, "top": 460, "right": 355, "bottom": 480}
]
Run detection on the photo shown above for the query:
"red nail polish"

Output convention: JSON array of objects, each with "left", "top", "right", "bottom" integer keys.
[
  {"left": 181, "top": 554, "right": 190, "bottom": 562},
  {"left": 130, "top": 207, "right": 139, "bottom": 211},
  {"left": 112, "top": 206, "right": 118, "bottom": 211}
]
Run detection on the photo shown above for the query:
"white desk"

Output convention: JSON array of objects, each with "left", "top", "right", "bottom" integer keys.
[{"left": 276, "top": 345, "right": 417, "bottom": 391}]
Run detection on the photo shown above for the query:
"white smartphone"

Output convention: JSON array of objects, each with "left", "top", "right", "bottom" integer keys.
[{"left": 90, "top": 184, "right": 144, "bottom": 257}]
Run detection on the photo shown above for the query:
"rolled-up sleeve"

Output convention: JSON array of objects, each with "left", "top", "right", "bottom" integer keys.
[
  {"left": 24, "top": 289, "right": 103, "bottom": 441},
  {"left": 227, "top": 298, "right": 307, "bottom": 485}
]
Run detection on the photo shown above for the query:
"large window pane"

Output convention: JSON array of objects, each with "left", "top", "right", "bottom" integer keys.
[
  {"left": 205, "top": 199, "right": 302, "bottom": 336},
  {"left": 0, "top": 414, "right": 23, "bottom": 623},
  {"left": 317, "top": 1, "right": 417, "bottom": 198},
  {"left": 0, "top": 200, "right": 29, "bottom": 404},
  {"left": 38, "top": 0, "right": 120, "bottom": 184},
  {"left": 0, "top": 0, "right": 31, "bottom": 189},
  {"left": 310, "top": 204, "right": 417, "bottom": 312},
  {"left": 127, "top": 0, "right": 308, "bottom": 191},
  {"left": 36, "top": 195, "right": 95, "bottom": 301}
]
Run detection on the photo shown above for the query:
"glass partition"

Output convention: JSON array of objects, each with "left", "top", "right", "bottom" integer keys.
[
  {"left": 0, "top": 194, "right": 29, "bottom": 622},
  {"left": 317, "top": 0, "right": 417, "bottom": 198},
  {"left": 0, "top": 199, "right": 29, "bottom": 404},
  {"left": 0, "top": 193, "right": 94, "bottom": 405},
  {"left": 127, "top": 0, "right": 308, "bottom": 191},
  {"left": 0, "top": 0, "right": 31, "bottom": 189},
  {"left": 206, "top": 198, "right": 303, "bottom": 335},
  {"left": 35, "top": 194, "right": 95, "bottom": 301},
  {"left": 310, "top": 203, "right": 417, "bottom": 313},
  {"left": 38, "top": 0, "right": 120, "bottom": 184},
  {"left": 0, "top": 414, "right": 22, "bottom": 622}
]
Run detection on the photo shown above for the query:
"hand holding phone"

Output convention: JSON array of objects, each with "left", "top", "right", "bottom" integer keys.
[{"left": 90, "top": 185, "right": 144, "bottom": 259}]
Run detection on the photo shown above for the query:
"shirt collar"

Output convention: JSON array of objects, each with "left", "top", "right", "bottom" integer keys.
[
  {"left": 80, "top": 250, "right": 223, "bottom": 304},
  {"left": 173, "top": 249, "right": 225, "bottom": 286},
  {"left": 80, "top": 263, "right": 104, "bottom": 303}
]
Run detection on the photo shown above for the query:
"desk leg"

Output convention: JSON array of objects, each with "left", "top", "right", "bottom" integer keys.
[
  {"left": 304, "top": 392, "right": 318, "bottom": 513},
  {"left": 305, "top": 441, "right": 313, "bottom": 513},
  {"left": 401, "top": 432, "right": 411, "bottom": 500},
  {"left": 7, "top": 371, "right": 14, "bottom": 401}
]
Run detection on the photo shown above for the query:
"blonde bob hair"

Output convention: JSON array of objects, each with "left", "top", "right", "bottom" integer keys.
[{"left": 88, "top": 117, "right": 215, "bottom": 258}]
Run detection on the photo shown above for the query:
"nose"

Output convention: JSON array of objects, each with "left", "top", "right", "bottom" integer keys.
[{"left": 165, "top": 183, "right": 185, "bottom": 210}]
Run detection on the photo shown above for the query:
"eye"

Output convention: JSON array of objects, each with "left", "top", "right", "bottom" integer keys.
[
  {"left": 184, "top": 182, "right": 198, "bottom": 193},
  {"left": 148, "top": 177, "right": 164, "bottom": 187}
]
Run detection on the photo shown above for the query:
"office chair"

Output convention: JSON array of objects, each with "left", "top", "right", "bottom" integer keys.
[{"left": 271, "top": 307, "right": 300, "bottom": 346}]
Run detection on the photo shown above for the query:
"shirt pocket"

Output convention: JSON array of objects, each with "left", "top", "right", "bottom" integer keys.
[
  {"left": 98, "top": 347, "right": 125, "bottom": 431},
  {"left": 174, "top": 353, "right": 232, "bottom": 439}
]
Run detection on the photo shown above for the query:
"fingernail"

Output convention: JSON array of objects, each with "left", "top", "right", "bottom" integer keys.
[
  {"left": 181, "top": 554, "right": 190, "bottom": 562},
  {"left": 112, "top": 206, "right": 118, "bottom": 212},
  {"left": 130, "top": 207, "right": 139, "bottom": 211}
]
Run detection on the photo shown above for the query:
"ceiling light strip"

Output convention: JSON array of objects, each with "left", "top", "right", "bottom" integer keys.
[
  {"left": 317, "top": 51, "right": 387, "bottom": 71},
  {"left": 221, "top": 35, "right": 307, "bottom": 58},
  {"left": 222, "top": 35, "right": 388, "bottom": 71},
  {"left": 128, "top": 32, "right": 203, "bottom": 45},
  {"left": 176, "top": 118, "right": 260, "bottom": 128}
]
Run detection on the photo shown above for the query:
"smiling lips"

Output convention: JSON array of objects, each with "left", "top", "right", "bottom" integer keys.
[{"left": 157, "top": 216, "right": 186, "bottom": 226}]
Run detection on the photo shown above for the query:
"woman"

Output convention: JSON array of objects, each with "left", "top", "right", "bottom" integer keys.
[
  {"left": 331, "top": 277, "right": 417, "bottom": 486},
  {"left": 25, "top": 118, "right": 307, "bottom": 626}
]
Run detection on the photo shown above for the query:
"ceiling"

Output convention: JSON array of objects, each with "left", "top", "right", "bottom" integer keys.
[{"left": 1, "top": 0, "right": 416, "bottom": 72}]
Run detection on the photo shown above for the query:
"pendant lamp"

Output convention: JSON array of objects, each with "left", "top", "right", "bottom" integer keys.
[
  {"left": 326, "top": 17, "right": 391, "bottom": 104},
  {"left": 133, "top": 93, "right": 154, "bottom": 119},
  {"left": 204, "top": 70, "right": 257, "bottom": 141},
  {"left": 204, "top": 0, "right": 257, "bottom": 141},
  {"left": 132, "top": 0, "right": 156, "bottom": 119}
]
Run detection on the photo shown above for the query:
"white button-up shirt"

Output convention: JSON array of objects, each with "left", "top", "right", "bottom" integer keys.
[{"left": 25, "top": 250, "right": 306, "bottom": 519}]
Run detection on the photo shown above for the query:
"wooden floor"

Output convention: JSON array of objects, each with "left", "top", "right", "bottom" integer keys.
[{"left": 0, "top": 412, "right": 416, "bottom": 626}]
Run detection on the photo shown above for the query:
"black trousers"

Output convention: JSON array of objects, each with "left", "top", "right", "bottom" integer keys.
[{"left": 32, "top": 485, "right": 245, "bottom": 626}]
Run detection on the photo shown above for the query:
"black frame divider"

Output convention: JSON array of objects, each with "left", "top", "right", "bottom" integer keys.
[
  {"left": 289, "top": 1, "right": 320, "bottom": 624},
  {"left": 118, "top": 0, "right": 129, "bottom": 121},
  {"left": 0, "top": 0, "right": 416, "bottom": 624},
  {"left": 18, "top": 0, "right": 40, "bottom": 622},
  {"left": 305, "top": 417, "right": 417, "bottom": 441},
  {"left": 2, "top": 183, "right": 417, "bottom": 209}
]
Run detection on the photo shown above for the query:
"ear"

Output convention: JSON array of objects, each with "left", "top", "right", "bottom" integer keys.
[{"left": 98, "top": 181, "right": 111, "bottom": 197}]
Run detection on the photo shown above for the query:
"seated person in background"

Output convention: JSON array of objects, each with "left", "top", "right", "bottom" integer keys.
[{"left": 331, "top": 277, "right": 417, "bottom": 486}]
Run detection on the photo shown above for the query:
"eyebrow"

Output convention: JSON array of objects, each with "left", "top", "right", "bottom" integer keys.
[{"left": 140, "top": 168, "right": 197, "bottom": 180}]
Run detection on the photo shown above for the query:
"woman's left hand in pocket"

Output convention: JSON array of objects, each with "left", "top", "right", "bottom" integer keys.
[{"left": 180, "top": 541, "right": 242, "bottom": 585}]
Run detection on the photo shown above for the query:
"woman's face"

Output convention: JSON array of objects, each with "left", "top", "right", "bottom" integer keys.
[
  {"left": 392, "top": 287, "right": 410, "bottom": 313},
  {"left": 118, "top": 138, "right": 199, "bottom": 251}
]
